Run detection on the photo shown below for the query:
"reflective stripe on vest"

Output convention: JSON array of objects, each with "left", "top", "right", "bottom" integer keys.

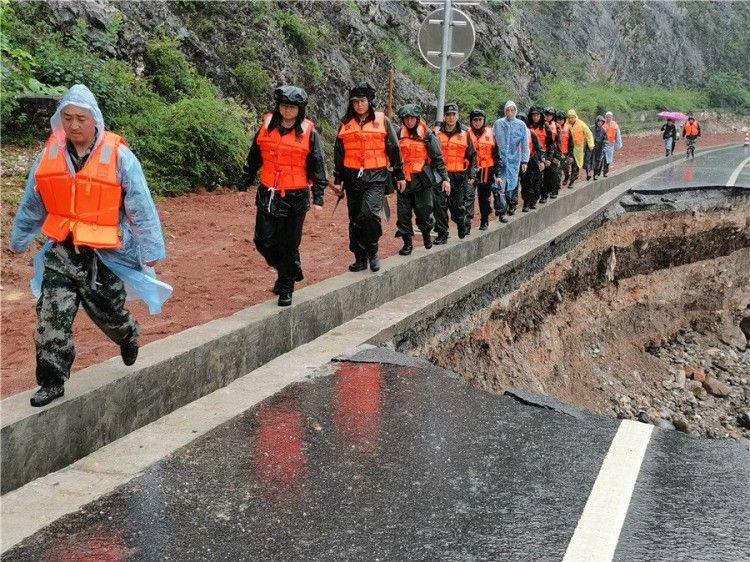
[
  {"left": 684, "top": 122, "right": 699, "bottom": 136},
  {"left": 399, "top": 121, "right": 429, "bottom": 182},
  {"left": 438, "top": 129, "right": 469, "bottom": 172},
  {"left": 338, "top": 111, "right": 389, "bottom": 170},
  {"left": 603, "top": 121, "right": 619, "bottom": 143},
  {"left": 35, "top": 131, "right": 124, "bottom": 249},
  {"left": 257, "top": 113, "right": 314, "bottom": 193}
]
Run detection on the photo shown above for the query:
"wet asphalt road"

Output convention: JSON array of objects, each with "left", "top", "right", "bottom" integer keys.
[
  {"left": 5, "top": 355, "right": 748, "bottom": 561},
  {"left": 632, "top": 144, "right": 750, "bottom": 192}
]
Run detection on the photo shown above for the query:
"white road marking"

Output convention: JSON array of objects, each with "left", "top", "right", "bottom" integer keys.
[
  {"left": 563, "top": 420, "right": 654, "bottom": 562},
  {"left": 726, "top": 155, "right": 750, "bottom": 187}
]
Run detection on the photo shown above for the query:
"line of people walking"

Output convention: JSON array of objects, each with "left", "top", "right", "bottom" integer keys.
[
  {"left": 241, "top": 83, "right": 625, "bottom": 307},
  {"left": 9, "top": 82, "right": 624, "bottom": 407}
]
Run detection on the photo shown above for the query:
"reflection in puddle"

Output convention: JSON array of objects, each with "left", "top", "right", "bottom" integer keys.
[
  {"left": 334, "top": 363, "right": 384, "bottom": 458},
  {"left": 46, "top": 527, "right": 125, "bottom": 561}
]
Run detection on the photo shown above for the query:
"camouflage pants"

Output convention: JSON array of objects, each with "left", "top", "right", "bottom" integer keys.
[{"left": 36, "top": 242, "right": 139, "bottom": 387}]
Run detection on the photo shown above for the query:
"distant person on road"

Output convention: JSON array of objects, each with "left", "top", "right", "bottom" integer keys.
[
  {"left": 395, "top": 103, "right": 448, "bottom": 255},
  {"left": 334, "top": 83, "right": 405, "bottom": 273},
  {"left": 493, "top": 100, "right": 530, "bottom": 215},
  {"left": 602, "top": 111, "right": 623, "bottom": 176},
  {"left": 682, "top": 114, "right": 701, "bottom": 159},
  {"left": 528, "top": 106, "right": 553, "bottom": 203},
  {"left": 435, "top": 103, "right": 476, "bottom": 242},
  {"left": 661, "top": 118, "right": 677, "bottom": 157},
  {"left": 241, "top": 86, "right": 327, "bottom": 307},
  {"left": 9, "top": 84, "right": 171, "bottom": 407},
  {"left": 519, "top": 111, "right": 545, "bottom": 212},
  {"left": 467, "top": 108, "right": 504, "bottom": 229},
  {"left": 566, "top": 109, "right": 594, "bottom": 188},
  {"left": 542, "top": 107, "right": 563, "bottom": 200}
]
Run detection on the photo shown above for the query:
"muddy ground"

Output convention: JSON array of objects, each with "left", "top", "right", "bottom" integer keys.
[
  {"left": 0, "top": 131, "right": 744, "bottom": 397},
  {"left": 427, "top": 201, "right": 750, "bottom": 439}
]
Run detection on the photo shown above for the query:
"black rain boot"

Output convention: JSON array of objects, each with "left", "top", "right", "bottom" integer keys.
[
  {"left": 121, "top": 339, "right": 139, "bottom": 366},
  {"left": 422, "top": 233, "right": 433, "bottom": 249},
  {"left": 348, "top": 252, "right": 368, "bottom": 272},
  {"left": 368, "top": 248, "right": 381, "bottom": 272},
  {"left": 272, "top": 277, "right": 282, "bottom": 295},
  {"left": 278, "top": 292, "right": 293, "bottom": 306},
  {"left": 30, "top": 384, "right": 64, "bottom": 407},
  {"left": 479, "top": 218, "right": 489, "bottom": 230},
  {"left": 434, "top": 232, "right": 448, "bottom": 245},
  {"left": 522, "top": 206, "right": 530, "bottom": 212},
  {"left": 499, "top": 213, "right": 509, "bottom": 223},
  {"left": 399, "top": 235, "right": 413, "bottom": 256}
]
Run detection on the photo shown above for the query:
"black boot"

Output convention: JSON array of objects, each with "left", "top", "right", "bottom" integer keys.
[
  {"left": 522, "top": 206, "right": 530, "bottom": 212},
  {"left": 399, "top": 235, "right": 413, "bottom": 256},
  {"left": 422, "top": 233, "right": 433, "bottom": 249},
  {"left": 539, "top": 197, "right": 547, "bottom": 204},
  {"left": 278, "top": 292, "right": 292, "bottom": 306},
  {"left": 348, "top": 253, "right": 368, "bottom": 272},
  {"left": 499, "top": 214, "right": 509, "bottom": 223},
  {"left": 368, "top": 249, "right": 381, "bottom": 272},
  {"left": 121, "top": 339, "right": 139, "bottom": 366},
  {"left": 272, "top": 277, "right": 282, "bottom": 295},
  {"left": 479, "top": 218, "right": 489, "bottom": 230},
  {"left": 30, "top": 384, "right": 64, "bottom": 407},
  {"left": 434, "top": 232, "right": 448, "bottom": 245}
]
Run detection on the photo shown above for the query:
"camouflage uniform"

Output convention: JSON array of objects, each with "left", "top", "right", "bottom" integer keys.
[{"left": 35, "top": 240, "right": 139, "bottom": 387}]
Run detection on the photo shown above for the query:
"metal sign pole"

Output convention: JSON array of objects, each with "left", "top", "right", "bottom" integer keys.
[{"left": 436, "top": 0, "right": 452, "bottom": 123}]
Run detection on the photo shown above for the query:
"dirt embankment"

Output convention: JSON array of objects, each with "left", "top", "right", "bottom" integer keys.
[
  {"left": 429, "top": 203, "right": 750, "bottom": 439},
  {"left": 0, "top": 132, "right": 744, "bottom": 397}
]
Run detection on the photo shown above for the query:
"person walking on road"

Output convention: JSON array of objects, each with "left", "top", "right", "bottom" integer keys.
[
  {"left": 468, "top": 108, "right": 504, "bottom": 228},
  {"left": 542, "top": 107, "right": 563, "bottom": 200},
  {"left": 333, "top": 83, "right": 405, "bottom": 272},
  {"left": 395, "top": 104, "right": 448, "bottom": 255},
  {"left": 566, "top": 109, "right": 594, "bottom": 188},
  {"left": 556, "top": 110, "right": 573, "bottom": 187},
  {"left": 9, "top": 84, "right": 172, "bottom": 407},
  {"left": 682, "top": 114, "right": 701, "bottom": 159},
  {"left": 519, "top": 112, "right": 545, "bottom": 212},
  {"left": 241, "top": 86, "right": 327, "bottom": 307},
  {"left": 602, "top": 111, "right": 623, "bottom": 176},
  {"left": 588, "top": 115, "right": 607, "bottom": 180},
  {"left": 493, "top": 101, "right": 529, "bottom": 215},
  {"left": 528, "top": 106, "right": 553, "bottom": 203},
  {"left": 435, "top": 103, "right": 476, "bottom": 243},
  {"left": 661, "top": 118, "right": 677, "bottom": 157}
]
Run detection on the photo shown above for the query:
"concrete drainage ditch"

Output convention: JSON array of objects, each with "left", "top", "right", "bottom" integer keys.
[{"left": 397, "top": 193, "right": 750, "bottom": 440}]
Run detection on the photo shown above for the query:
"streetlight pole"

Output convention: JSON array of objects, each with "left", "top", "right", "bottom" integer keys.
[{"left": 435, "top": 0, "right": 452, "bottom": 124}]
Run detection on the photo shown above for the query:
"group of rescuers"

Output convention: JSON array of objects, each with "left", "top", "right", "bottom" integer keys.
[{"left": 10, "top": 83, "right": 624, "bottom": 407}]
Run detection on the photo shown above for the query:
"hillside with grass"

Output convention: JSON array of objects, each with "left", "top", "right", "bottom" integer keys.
[{"left": 2, "top": 0, "right": 749, "bottom": 196}]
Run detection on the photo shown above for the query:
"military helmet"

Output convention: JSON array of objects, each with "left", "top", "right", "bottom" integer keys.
[
  {"left": 544, "top": 106, "right": 556, "bottom": 116},
  {"left": 349, "top": 82, "right": 376, "bottom": 100},
  {"left": 397, "top": 104, "right": 422, "bottom": 119},
  {"left": 469, "top": 108, "right": 486, "bottom": 120},
  {"left": 274, "top": 85, "right": 309, "bottom": 106}
]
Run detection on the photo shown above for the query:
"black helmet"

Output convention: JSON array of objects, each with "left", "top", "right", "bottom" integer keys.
[
  {"left": 397, "top": 104, "right": 422, "bottom": 119},
  {"left": 349, "top": 82, "right": 375, "bottom": 100},
  {"left": 555, "top": 110, "right": 566, "bottom": 120},
  {"left": 274, "top": 85, "right": 308, "bottom": 106},
  {"left": 443, "top": 102, "right": 459, "bottom": 115},
  {"left": 529, "top": 105, "right": 542, "bottom": 115},
  {"left": 544, "top": 106, "right": 556, "bottom": 116},
  {"left": 469, "top": 108, "right": 486, "bottom": 120}
]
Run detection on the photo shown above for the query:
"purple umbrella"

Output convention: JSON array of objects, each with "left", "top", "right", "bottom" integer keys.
[{"left": 657, "top": 111, "right": 689, "bottom": 121}]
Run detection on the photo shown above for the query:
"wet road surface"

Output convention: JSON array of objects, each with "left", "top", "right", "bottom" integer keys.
[{"left": 5, "top": 354, "right": 748, "bottom": 561}]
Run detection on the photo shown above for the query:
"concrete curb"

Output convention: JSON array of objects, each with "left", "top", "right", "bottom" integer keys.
[{"left": 0, "top": 144, "right": 737, "bottom": 494}]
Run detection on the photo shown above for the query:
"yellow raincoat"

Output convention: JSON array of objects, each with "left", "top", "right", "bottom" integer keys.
[{"left": 567, "top": 110, "right": 594, "bottom": 167}]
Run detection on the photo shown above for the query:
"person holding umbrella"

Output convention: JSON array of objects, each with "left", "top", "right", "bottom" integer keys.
[{"left": 660, "top": 118, "right": 678, "bottom": 156}]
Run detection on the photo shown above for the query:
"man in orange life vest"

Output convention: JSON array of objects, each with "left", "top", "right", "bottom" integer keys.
[
  {"left": 435, "top": 103, "right": 476, "bottom": 243},
  {"left": 241, "top": 86, "right": 327, "bottom": 307},
  {"left": 602, "top": 111, "right": 623, "bottom": 177},
  {"left": 9, "top": 85, "right": 170, "bottom": 407},
  {"left": 333, "top": 83, "right": 405, "bottom": 272},
  {"left": 395, "top": 104, "right": 449, "bottom": 255},
  {"left": 682, "top": 114, "right": 701, "bottom": 159},
  {"left": 467, "top": 109, "right": 505, "bottom": 228},
  {"left": 542, "top": 107, "right": 563, "bottom": 200}
]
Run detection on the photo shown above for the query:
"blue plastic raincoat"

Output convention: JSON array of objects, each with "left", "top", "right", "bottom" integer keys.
[
  {"left": 493, "top": 102, "right": 530, "bottom": 196},
  {"left": 10, "top": 85, "right": 172, "bottom": 314}
]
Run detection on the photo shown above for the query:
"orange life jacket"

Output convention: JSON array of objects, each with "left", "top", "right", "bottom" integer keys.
[
  {"left": 338, "top": 111, "right": 389, "bottom": 170},
  {"left": 438, "top": 128, "right": 470, "bottom": 173},
  {"left": 469, "top": 126, "right": 496, "bottom": 183},
  {"left": 35, "top": 131, "right": 124, "bottom": 249},
  {"left": 527, "top": 128, "right": 536, "bottom": 156},
  {"left": 684, "top": 121, "right": 699, "bottom": 137},
  {"left": 257, "top": 113, "right": 314, "bottom": 194},
  {"left": 532, "top": 125, "right": 548, "bottom": 152},
  {"left": 399, "top": 120, "right": 430, "bottom": 182},
  {"left": 559, "top": 124, "right": 571, "bottom": 154},
  {"left": 603, "top": 121, "right": 619, "bottom": 143}
]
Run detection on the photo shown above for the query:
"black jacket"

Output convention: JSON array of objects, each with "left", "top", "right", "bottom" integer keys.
[{"left": 241, "top": 124, "right": 327, "bottom": 206}]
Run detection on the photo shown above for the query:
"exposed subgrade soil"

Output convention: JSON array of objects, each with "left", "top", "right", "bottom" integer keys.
[{"left": 428, "top": 201, "right": 750, "bottom": 439}]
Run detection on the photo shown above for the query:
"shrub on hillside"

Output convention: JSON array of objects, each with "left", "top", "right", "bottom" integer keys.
[
  {"left": 704, "top": 72, "right": 750, "bottom": 111},
  {"left": 143, "top": 37, "right": 216, "bottom": 102},
  {"left": 234, "top": 60, "right": 273, "bottom": 107}
]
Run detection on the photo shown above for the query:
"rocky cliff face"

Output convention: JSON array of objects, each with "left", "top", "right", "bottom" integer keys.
[{"left": 43, "top": 0, "right": 750, "bottom": 124}]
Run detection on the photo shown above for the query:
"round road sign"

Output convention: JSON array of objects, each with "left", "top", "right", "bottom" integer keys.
[{"left": 418, "top": 7, "right": 476, "bottom": 70}]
